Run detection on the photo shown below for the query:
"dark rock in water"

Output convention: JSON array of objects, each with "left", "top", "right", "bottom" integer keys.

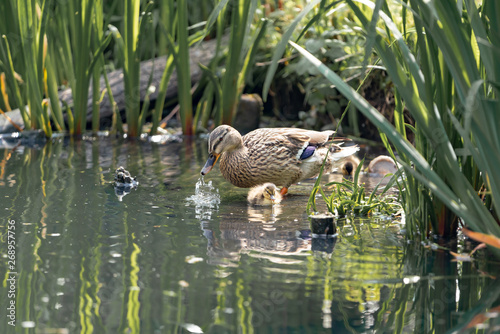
[
  {"left": 113, "top": 167, "right": 139, "bottom": 202},
  {"left": 309, "top": 213, "right": 336, "bottom": 236},
  {"left": 232, "top": 94, "right": 263, "bottom": 135}
]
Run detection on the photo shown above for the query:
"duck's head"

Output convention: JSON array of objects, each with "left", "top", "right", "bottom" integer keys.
[
  {"left": 261, "top": 183, "right": 280, "bottom": 203},
  {"left": 201, "top": 125, "right": 243, "bottom": 175}
]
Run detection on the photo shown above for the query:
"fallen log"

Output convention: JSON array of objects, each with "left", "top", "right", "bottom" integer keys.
[
  {"left": 59, "top": 38, "right": 220, "bottom": 127},
  {"left": 1, "top": 38, "right": 219, "bottom": 133}
]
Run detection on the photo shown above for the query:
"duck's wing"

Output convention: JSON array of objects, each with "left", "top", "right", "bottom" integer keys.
[
  {"left": 243, "top": 129, "right": 310, "bottom": 161},
  {"left": 243, "top": 128, "right": 351, "bottom": 162},
  {"left": 285, "top": 132, "right": 358, "bottom": 161},
  {"left": 283, "top": 130, "right": 336, "bottom": 160},
  {"left": 287, "top": 129, "right": 334, "bottom": 146}
]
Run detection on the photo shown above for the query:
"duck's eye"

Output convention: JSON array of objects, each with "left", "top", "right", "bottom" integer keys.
[{"left": 219, "top": 137, "right": 223, "bottom": 142}]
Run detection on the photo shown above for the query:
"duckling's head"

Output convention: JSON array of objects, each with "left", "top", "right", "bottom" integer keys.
[
  {"left": 261, "top": 183, "right": 280, "bottom": 203},
  {"left": 201, "top": 125, "right": 243, "bottom": 175}
]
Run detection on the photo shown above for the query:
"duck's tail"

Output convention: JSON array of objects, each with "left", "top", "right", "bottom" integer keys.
[{"left": 329, "top": 144, "right": 359, "bottom": 161}]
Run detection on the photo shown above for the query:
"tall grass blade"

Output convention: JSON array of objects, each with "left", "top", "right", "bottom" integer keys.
[
  {"left": 176, "top": 0, "right": 193, "bottom": 135},
  {"left": 122, "top": 0, "right": 141, "bottom": 136}
]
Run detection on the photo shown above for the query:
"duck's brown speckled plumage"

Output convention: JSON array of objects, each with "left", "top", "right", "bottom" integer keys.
[{"left": 202, "top": 125, "right": 359, "bottom": 190}]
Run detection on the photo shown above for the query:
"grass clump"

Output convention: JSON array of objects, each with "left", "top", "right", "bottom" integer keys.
[{"left": 308, "top": 158, "right": 403, "bottom": 218}]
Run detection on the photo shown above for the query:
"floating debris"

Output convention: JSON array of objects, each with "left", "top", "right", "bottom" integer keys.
[
  {"left": 185, "top": 255, "right": 204, "bottom": 264},
  {"left": 180, "top": 323, "right": 203, "bottom": 334},
  {"left": 178, "top": 280, "right": 189, "bottom": 288},
  {"left": 113, "top": 166, "right": 139, "bottom": 202}
]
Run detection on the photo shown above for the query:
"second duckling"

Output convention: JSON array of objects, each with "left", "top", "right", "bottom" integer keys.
[
  {"left": 367, "top": 155, "right": 398, "bottom": 175},
  {"left": 247, "top": 183, "right": 282, "bottom": 206},
  {"left": 341, "top": 156, "right": 361, "bottom": 176}
]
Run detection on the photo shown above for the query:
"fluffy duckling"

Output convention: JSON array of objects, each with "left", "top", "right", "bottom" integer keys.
[
  {"left": 341, "top": 156, "right": 361, "bottom": 176},
  {"left": 367, "top": 155, "right": 399, "bottom": 175},
  {"left": 201, "top": 125, "right": 359, "bottom": 195},
  {"left": 247, "top": 183, "right": 282, "bottom": 206}
]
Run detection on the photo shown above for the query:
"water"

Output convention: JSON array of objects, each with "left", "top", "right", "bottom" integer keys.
[
  {"left": 186, "top": 177, "right": 221, "bottom": 221},
  {"left": 0, "top": 135, "right": 499, "bottom": 334}
]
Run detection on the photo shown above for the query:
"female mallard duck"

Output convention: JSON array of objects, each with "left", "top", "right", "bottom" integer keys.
[
  {"left": 247, "top": 183, "right": 282, "bottom": 206},
  {"left": 200, "top": 125, "right": 359, "bottom": 195}
]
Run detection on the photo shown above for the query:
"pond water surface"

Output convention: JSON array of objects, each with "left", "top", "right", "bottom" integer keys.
[{"left": 0, "top": 134, "right": 499, "bottom": 334}]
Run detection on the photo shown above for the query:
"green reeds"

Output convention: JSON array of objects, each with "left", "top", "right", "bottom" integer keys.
[
  {"left": 1, "top": 0, "right": 269, "bottom": 136},
  {"left": 48, "top": 0, "right": 111, "bottom": 135},
  {"left": 0, "top": 0, "right": 52, "bottom": 136},
  {"left": 219, "top": 0, "right": 255, "bottom": 125},
  {"left": 175, "top": 0, "right": 194, "bottom": 136},
  {"left": 1, "top": 0, "right": 112, "bottom": 137},
  {"left": 345, "top": 0, "right": 500, "bottom": 241},
  {"left": 69, "top": 0, "right": 109, "bottom": 134},
  {"left": 122, "top": 0, "right": 143, "bottom": 137},
  {"left": 309, "top": 159, "right": 402, "bottom": 217},
  {"left": 266, "top": 0, "right": 500, "bottom": 256},
  {"left": 158, "top": 0, "right": 263, "bottom": 134}
]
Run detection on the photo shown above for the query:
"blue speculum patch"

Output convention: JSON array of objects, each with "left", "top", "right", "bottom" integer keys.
[{"left": 299, "top": 145, "right": 316, "bottom": 160}]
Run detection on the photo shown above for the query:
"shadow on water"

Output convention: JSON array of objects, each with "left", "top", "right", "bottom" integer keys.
[{"left": 0, "top": 135, "right": 499, "bottom": 333}]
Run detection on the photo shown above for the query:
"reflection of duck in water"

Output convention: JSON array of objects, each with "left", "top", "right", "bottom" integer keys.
[
  {"left": 200, "top": 125, "right": 359, "bottom": 196},
  {"left": 367, "top": 155, "right": 398, "bottom": 175},
  {"left": 247, "top": 183, "right": 282, "bottom": 206}
]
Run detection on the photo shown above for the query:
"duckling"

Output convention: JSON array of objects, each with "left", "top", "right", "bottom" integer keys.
[
  {"left": 367, "top": 155, "right": 399, "bottom": 175},
  {"left": 200, "top": 125, "right": 359, "bottom": 195},
  {"left": 247, "top": 183, "right": 282, "bottom": 206},
  {"left": 340, "top": 156, "right": 361, "bottom": 176}
]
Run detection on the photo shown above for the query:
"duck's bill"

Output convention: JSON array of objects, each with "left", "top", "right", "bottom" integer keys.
[{"left": 200, "top": 153, "right": 220, "bottom": 175}]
